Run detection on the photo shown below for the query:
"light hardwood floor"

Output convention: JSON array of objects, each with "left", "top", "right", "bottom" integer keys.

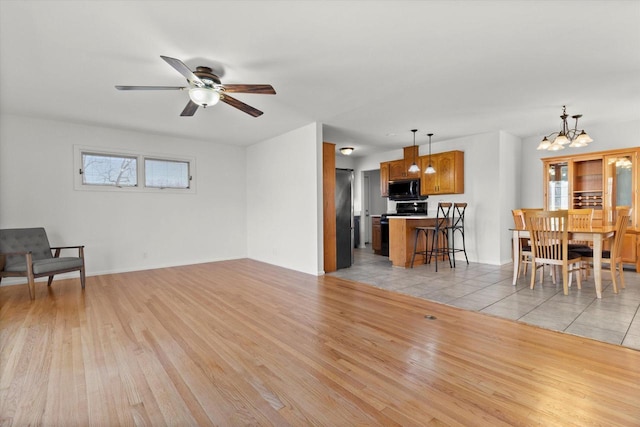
[{"left": 1, "top": 259, "right": 639, "bottom": 426}]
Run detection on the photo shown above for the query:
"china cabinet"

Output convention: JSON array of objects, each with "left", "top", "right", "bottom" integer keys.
[{"left": 543, "top": 148, "right": 640, "bottom": 268}]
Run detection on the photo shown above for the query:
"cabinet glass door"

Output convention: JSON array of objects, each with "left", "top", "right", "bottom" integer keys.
[
  {"left": 547, "top": 162, "right": 569, "bottom": 210},
  {"left": 605, "top": 154, "right": 634, "bottom": 224}
]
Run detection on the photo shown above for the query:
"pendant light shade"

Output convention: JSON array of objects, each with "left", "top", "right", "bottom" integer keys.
[
  {"left": 425, "top": 133, "right": 436, "bottom": 174},
  {"left": 408, "top": 129, "right": 420, "bottom": 173}
]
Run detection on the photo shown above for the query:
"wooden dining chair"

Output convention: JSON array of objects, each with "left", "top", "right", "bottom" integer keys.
[
  {"left": 526, "top": 210, "right": 583, "bottom": 295},
  {"left": 568, "top": 208, "right": 594, "bottom": 279},
  {"left": 511, "top": 209, "right": 533, "bottom": 278},
  {"left": 568, "top": 208, "right": 594, "bottom": 248},
  {"left": 573, "top": 208, "right": 631, "bottom": 293}
]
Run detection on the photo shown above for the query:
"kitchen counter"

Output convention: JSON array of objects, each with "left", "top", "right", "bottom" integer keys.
[
  {"left": 388, "top": 216, "right": 441, "bottom": 268},
  {"left": 388, "top": 215, "right": 431, "bottom": 220}
]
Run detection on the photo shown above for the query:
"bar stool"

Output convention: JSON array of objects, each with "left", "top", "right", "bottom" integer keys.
[
  {"left": 410, "top": 202, "right": 452, "bottom": 271},
  {"left": 448, "top": 202, "right": 469, "bottom": 267}
]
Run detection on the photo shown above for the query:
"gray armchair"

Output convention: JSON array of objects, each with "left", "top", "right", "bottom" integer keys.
[{"left": 0, "top": 227, "right": 85, "bottom": 300}]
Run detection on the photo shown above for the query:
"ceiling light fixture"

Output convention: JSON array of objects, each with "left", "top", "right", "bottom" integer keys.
[
  {"left": 188, "top": 86, "right": 221, "bottom": 107},
  {"left": 408, "top": 129, "right": 420, "bottom": 173},
  {"left": 537, "top": 105, "right": 593, "bottom": 151},
  {"left": 424, "top": 133, "right": 436, "bottom": 174},
  {"left": 340, "top": 147, "right": 354, "bottom": 156}
]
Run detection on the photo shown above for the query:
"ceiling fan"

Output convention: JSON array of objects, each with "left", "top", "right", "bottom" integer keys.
[{"left": 115, "top": 56, "right": 276, "bottom": 117}]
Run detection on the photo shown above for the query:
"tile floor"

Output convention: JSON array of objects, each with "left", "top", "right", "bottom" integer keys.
[{"left": 328, "top": 246, "right": 640, "bottom": 350}]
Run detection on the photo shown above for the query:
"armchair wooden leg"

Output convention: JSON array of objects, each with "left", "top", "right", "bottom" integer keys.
[
  {"left": 26, "top": 253, "right": 35, "bottom": 300},
  {"left": 47, "top": 275, "right": 55, "bottom": 286},
  {"left": 79, "top": 247, "right": 86, "bottom": 289}
]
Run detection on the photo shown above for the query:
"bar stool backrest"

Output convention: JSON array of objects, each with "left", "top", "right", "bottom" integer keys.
[
  {"left": 436, "top": 202, "right": 452, "bottom": 229},
  {"left": 451, "top": 203, "right": 467, "bottom": 230}
]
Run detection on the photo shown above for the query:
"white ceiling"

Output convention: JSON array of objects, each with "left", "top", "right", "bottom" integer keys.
[{"left": 1, "top": 1, "right": 639, "bottom": 157}]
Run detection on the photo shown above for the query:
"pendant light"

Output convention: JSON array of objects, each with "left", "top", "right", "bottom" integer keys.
[
  {"left": 408, "top": 129, "right": 420, "bottom": 173},
  {"left": 424, "top": 133, "right": 436, "bottom": 174}
]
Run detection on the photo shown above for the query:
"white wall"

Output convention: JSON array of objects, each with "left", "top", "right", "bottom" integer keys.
[
  {"left": 499, "top": 131, "right": 522, "bottom": 263},
  {"left": 246, "top": 122, "right": 322, "bottom": 275},
  {"left": 0, "top": 114, "right": 248, "bottom": 281}
]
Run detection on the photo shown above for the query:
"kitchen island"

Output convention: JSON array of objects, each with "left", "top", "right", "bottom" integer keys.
[{"left": 388, "top": 216, "right": 441, "bottom": 268}]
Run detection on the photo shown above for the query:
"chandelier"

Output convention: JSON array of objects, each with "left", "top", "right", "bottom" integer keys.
[{"left": 537, "top": 105, "right": 593, "bottom": 151}]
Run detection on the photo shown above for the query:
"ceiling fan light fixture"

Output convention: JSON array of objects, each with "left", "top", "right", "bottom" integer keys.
[{"left": 188, "top": 87, "right": 220, "bottom": 107}]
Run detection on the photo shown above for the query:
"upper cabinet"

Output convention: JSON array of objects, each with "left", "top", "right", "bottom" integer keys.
[
  {"left": 388, "top": 146, "right": 421, "bottom": 181},
  {"left": 389, "top": 159, "right": 410, "bottom": 181},
  {"left": 380, "top": 162, "right": 390, "bottom": 197},
  {"left": 380, "top": 148, "right": 465, "bottom": 197},
  {"left": 419, "top": 151, "right": 465, "bottom": 196}
]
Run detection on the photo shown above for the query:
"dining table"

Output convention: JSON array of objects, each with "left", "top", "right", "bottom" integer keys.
[{"left": 511, "top": 226, "right": 616, "bottom": 299}]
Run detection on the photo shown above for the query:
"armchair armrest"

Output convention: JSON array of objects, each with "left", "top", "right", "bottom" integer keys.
[
  {"left": 50, "top": 246, "right": 85, "bottom": 258},
  {"left": 0, "top": 251, "right": 32, "bottom": 256}
]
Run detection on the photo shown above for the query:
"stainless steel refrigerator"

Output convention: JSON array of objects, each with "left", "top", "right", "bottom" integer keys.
[{"left": 336, "top": 168, "right": 354, "bottom": 269}]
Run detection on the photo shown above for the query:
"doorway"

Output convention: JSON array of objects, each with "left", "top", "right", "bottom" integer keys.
[{"left": 362, "top": 169, "right": 385, "bottom": 247}]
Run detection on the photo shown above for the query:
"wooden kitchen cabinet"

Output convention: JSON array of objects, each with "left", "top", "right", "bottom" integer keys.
[
  {"left": 388, "top": 146, "right": 421, "bottom": 181},
  {"left": 372, "top": 216, "right": 382, "bottom": 254},
  {"left": 380, "top": 162, "right": 389, "bottom": 197},
  {"left": 420, "top": 150, "right": 464, "bottom": 196},
  {"left": 389, "top": 159, "right": 408, "bottom": 181}
]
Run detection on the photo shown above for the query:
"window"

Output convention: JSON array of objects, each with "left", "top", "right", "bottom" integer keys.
[
  {"left": 145, "top": 158, "right": 190, "bottom": 189},
  {"left": 81, "top": 153, "right": 138, "bottom": 187},
  {"left": 75, "top": 146, "right": 195, "bottom": 193}
]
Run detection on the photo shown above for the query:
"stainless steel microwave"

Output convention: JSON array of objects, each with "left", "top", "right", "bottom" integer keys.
[{"left": 388, "top": 179, "right": 423, "bottom": 201}]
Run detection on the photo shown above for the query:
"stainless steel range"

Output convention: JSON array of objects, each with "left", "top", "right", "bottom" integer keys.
[{"left": 380, "top": 201, "right": 428, "bottom": 256}]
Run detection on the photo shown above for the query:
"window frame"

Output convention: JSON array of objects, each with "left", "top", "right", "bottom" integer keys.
[{"left": 74, "top": 145, "right": 196, "bottom": 194}]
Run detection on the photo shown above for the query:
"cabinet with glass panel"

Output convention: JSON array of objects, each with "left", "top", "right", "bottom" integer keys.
[{"left": 543, "top": 148, "right": 640, "bottom": 269}]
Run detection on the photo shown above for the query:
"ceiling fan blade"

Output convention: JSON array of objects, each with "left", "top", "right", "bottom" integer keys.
[
  {"left": 115, "top": 85, "right": 186, "bottom": 90},
  {"left": 222, "top": 84, "right": 276, "bottom": 95},
  {"left": 160, "top": 55, "right": 205, "bottom": 87},
  {"left": 180, "top": 100, "right": 199, "bottom": 117},
  {"left": 221, "top": 94, "right": 264, "bottom": 117}
]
